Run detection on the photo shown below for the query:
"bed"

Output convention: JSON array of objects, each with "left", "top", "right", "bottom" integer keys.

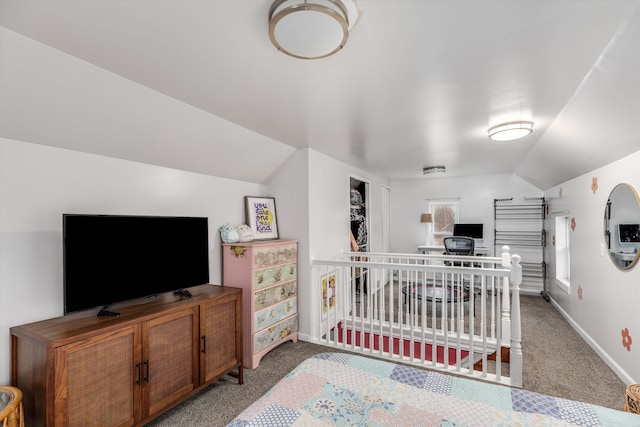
[{"left": 227, "top": 352, "right": 639, "bottom": 426}]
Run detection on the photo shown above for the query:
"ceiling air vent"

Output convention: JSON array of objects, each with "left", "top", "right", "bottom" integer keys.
[{"left": 423, "top": 166, "right": 446, "bottom": 175}]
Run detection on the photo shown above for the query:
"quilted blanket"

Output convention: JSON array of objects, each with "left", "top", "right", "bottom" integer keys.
[{"left": 227, "top": 352, "right": 639, "bottom": 426}]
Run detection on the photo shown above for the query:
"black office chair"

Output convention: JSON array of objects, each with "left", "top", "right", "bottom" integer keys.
[
  {"left": 443, "top": 236, "right": 475, "bottom": 257},
  {"left": 443, "top": 236, "right": 478, "bottom": 315}
]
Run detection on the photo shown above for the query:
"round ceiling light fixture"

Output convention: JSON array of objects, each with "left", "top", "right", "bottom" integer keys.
[
  {"left": 488, "top": 121, "right": 534, "bottom": 141},
  {"left": 268, "top": 0, "right": 361, "bottom": 60}
]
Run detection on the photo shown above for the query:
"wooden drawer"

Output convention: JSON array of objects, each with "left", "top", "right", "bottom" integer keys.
[
  {"left": 253, "top": 315, "right": 298, "bottom": 354},
  {"left": 254, "top": 281, "right": 297, "bottom": 311},
  {"left": 254, "top": 263, "right": 296, "bottom": 290},
  {"left": 254, "top": 298, "right": 297, "bottom": 331},
  {"left": 253, "top": 243, "right": 297, "bottom": 268}
]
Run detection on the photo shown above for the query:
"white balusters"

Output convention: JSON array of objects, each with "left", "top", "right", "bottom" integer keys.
[{"left": 311, "top": 248, "right": 523, "bottom": 387}]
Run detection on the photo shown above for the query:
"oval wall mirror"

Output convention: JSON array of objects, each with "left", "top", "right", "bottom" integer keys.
[{"left": 604, "top": 183, "right": 640, "bottom": 270}]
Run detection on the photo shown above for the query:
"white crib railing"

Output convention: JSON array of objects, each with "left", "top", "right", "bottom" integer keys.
[{"left": 310, "top": 246, "right": 523, "bottom": 387}]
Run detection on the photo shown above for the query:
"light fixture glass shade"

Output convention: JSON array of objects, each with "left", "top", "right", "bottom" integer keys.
[
  {"left": 268, "top": 0, "right": 360, "bottom": 59},
  {"left": 488, "top": 121, "right": 534, "bottom": 141},
  {"left": 421, "top": 213, "right": 433, "bottom": 223}
]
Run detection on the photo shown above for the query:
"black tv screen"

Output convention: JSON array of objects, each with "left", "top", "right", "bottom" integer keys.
[
  {"left": 453, "top": 223, "right": 484, "bottom": 239},
  {"left": 63, "top": 214, "right": 209, "bottom": 314}
]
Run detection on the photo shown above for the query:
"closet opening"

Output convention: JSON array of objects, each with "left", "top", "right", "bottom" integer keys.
[{"left": 350, "top": 176, "right": 369, "bottom": 294}]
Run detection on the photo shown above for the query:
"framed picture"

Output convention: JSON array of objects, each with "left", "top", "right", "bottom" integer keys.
[
  {"left": 321, "top": 271, "right": 337, "bottom": 319},
  {"left": 245, "top": 196, "right": 279, "bottom": 240}
]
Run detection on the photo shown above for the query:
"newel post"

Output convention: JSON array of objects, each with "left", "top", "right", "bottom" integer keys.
[
  {"left": 500, "top": 246, "right": 511, "bottom": 344},
  {"left": 510, "top": 253, "right": 523, "bottom": 387}
]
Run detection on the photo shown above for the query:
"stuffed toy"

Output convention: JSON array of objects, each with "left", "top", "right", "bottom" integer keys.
[
  {"left": 218, "top": 223, "right": 239, "bottom": 243},
  {"left": 237, "top": 224, "right": 254, "bottom": 242}
]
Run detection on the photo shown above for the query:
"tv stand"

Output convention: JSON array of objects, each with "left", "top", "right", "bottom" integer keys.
[
  {"left": 97, "top": 305, "right": 120, "bottom": 317},
  {"left": 11, "top": 284, "right": 243, "bottom": 427},
  {"left": 174, "top": 288, "right": 193, "bottom": 297}
]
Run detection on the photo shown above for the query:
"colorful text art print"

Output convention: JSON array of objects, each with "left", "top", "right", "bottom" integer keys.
[
  {"left": 247, "top": 197, "right": 279, "bottom": 239},
  {"left": 322, "top": 272, "right": 336, "bottom": 318}
]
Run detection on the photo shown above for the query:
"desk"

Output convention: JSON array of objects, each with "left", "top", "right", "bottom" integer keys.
[
  {"left": 611, "top": 251, "right": 637, "bottom": 268},
  {"left": 418, "top": 245, "right": 492, "bottom": 256},
  {"left": 418, "top": 245, "right": 444, "bottom": 254}
]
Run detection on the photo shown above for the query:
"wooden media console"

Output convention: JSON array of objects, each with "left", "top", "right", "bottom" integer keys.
[{"left": 11, "top": 284, "right": 242, "bottom": 427}]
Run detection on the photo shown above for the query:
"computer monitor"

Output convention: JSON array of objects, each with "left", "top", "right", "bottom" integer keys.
[
  {"left": 453, "top": 223, "right": 483, "bottom": 240},
  {"left": 618, "top": 223, "right": 640, "bottom": 249}
]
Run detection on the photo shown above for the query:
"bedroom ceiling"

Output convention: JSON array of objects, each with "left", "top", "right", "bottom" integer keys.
[{"left": 1, "top": 0, "right": 639, "bottom": 189}]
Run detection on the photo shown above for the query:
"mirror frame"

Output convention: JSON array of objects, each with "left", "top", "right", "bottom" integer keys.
[{"left": 604, "top": 183, "right": 640, "bottom": 270}]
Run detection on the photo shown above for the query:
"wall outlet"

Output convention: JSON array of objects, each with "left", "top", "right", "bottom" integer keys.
[{"left": 599, "top": 243, "right": 604, "bottom": 257}]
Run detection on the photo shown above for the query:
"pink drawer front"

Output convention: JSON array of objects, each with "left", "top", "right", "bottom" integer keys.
[
  {"left": 253, "top": 315, "right": 298, "bottom": 354},
  {"left": 253, "top": 243, "right": 297, "bottom": 268},
  {"left": 254, "top": 263, "right": 296, "bottom": 290},
  {"left": 254, "top": 281, "right": 297, "bottom": 311},
  {"left": 254, "top": 298, "right": 297, "bottom": 331}
]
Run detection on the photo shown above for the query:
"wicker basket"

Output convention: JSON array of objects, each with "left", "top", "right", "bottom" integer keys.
[{"left": 625, "top": 384, "right": 640, "bottom": 414}]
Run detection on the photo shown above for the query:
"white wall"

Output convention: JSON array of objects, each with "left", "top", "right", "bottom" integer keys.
[
  {"left": 543, "top": 150, "right": 640, "bottom": 384},
  {"left": 0, "top": 138, "right": 266, "bottom": 384},
  {"left": 267, "top": 149, "right": 311, "bottom": 336},
  {"left": 303, "top": 149, "right": 388, "bottom": 338},
  {"left": 389, "top": 174, "right": 542, "bottom": 254}
]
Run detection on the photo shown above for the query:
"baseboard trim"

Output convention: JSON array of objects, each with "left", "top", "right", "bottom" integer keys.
[
  {"left": 298, "top": 333, "right": 312, "bottom": 342},
  {"left": 548, "top": 296, "right": 636, "bottom": 385}
]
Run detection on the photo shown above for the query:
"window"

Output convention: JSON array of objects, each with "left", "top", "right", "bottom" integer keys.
[
  {"left": 555, "top": 216, "right": 571, "bottom": 293},
  {"left": 428, "top": 200, "right": 459, "bottom": 245}
]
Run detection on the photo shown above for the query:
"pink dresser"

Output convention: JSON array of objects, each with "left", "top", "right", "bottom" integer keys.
[{"left": 222, "top": 239, "right": 298, "bottom": 368}]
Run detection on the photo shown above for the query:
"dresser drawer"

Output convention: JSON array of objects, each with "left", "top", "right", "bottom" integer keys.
[
  {"left": 254, "top": 263, "right": 296, "bottom": 290},
  {"left": 253, "top": 243, "right": 297, "bottom": 268},
  {"left": 255, "top": 298, "right": 297, "bottom": 331},
  {"left": 253, "top": 315, "right": 298, "bottom": 354},
  {"left": 254, "top": 281, "right": 297, "bottom": 311}
]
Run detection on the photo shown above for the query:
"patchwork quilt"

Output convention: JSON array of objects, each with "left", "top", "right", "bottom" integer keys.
[{"left": 227, "top": 352, "right": 639, "bottom": 426}]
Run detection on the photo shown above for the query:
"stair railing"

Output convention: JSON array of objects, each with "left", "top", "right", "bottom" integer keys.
[{"left": 310, "top": 246, "right": 523, "bottom": 387}]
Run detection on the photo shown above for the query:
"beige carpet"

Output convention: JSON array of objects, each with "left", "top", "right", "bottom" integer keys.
[{"left": 148, "top": 295, "right": 628, "bottom": 427}]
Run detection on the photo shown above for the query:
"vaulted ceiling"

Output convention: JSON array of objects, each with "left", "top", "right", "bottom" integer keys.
[{"left": 1, "top": 0, "right": 639, "bottom": 189}]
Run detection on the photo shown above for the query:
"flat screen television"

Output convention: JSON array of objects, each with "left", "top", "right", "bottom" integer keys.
[
  {"left": 453, "top": 223, "right": 484, "bottom": 239},
  {"left": 63, "top": 214, "right": 209, "bottom": 315},
  {"left": 618, "top": 223, "right": 640, "bottom": 248}
]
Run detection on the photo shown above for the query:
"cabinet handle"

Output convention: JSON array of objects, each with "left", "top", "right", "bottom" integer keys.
[
  {"left": 201, "top": 335, "right": 206, "bottom": 354},
  {"left": 136, "top": 362, "right": 142, "bottom": 385},
  {"left": 144, "top": 359, "right": 149, "bottom": 382}
]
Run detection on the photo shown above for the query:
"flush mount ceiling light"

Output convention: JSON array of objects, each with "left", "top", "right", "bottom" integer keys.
[
  {"left": 423, "top": 166, "right": 446, "bottom": 175},
  {"left": 488, "top": 121, "right": 534, "bottom": 141},
  {"left": 269, "top": 0, "right": 361, "bottom": 60}
]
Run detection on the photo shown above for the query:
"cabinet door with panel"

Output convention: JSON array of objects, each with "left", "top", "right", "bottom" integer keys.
[
  {"left": 199, "top": 292, "right": 243, "bottom": 384},
  {"left": 54, "top": 325, "right": 141, "bottom": 427},
  {"left": 141, "top": 307, "right": 199, "bottom": 420}
]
